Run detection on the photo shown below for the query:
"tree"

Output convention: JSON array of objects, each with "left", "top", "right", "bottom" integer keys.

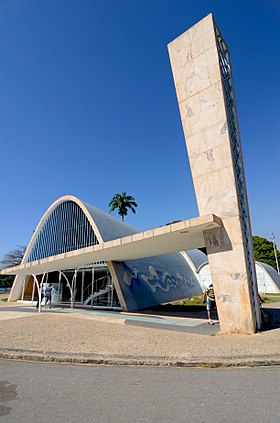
[
  {"left": 252, "top": 236, "right": 280, "bottom": 271},
  {"left": 0, "top": 276, "right": 14, "bottom": 288},
  {"left": 0, "top": 245, "right": 27, "bottom": 269},
  {"left": 109, "top": 192, "right": 138, "bottom": 222}
]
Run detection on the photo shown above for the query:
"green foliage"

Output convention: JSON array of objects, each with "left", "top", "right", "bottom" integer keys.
[
  {"left": 0, "top": 276, "right": 14, "bottom": 288},
  {"left": 109, "top": 192, "right": 138, "bottom": 222},
  {"left": 252, "top": 236, "right": 280, "bottom": 271}
]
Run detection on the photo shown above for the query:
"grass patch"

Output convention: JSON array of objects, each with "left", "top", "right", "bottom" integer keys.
[
  {"left": 172, "top": 294, "right": 280, "bottom": 306},
  {"left": 169, "top": 297, "right": 206, "bottom": 312},
  {"left": 0, "top": 298, "right": 8, "bottom": 302},
  {"left": 260, "top": 294, "right": 280, "bottom": 303},
  {"left": 172, "top": 296, "right": 205, "bottom": 307}
]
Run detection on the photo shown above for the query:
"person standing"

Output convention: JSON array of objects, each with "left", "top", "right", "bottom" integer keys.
[
  {"left": 203, "top": 283, "right": 216, "bottom": 325},
  {"left": 45, "top": 283, "right": 53, "bottom": 309}
]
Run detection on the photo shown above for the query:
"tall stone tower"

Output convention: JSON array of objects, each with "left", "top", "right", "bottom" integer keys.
[{"left": 168, "top": 14, "right": 261, "bottom": 333}]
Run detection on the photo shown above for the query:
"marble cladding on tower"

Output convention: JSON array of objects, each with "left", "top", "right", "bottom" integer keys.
[{"left": 168, "top": 14, "right": 259, "bottom": 333}]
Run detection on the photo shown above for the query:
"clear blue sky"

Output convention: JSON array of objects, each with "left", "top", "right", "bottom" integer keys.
[{"left": 1, "top": 0, "right": 280, "bottom": 257}]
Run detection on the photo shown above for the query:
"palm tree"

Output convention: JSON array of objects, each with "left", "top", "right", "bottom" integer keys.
[{"left": 109, "top": 192, "right": 138, "bottom": 222}]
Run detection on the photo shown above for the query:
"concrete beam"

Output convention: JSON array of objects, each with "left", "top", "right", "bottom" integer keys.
[{"left": 0, "top": 214, "right": 221, "bottom": 277}]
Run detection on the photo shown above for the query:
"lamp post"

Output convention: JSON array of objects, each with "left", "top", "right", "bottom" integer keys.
[{"left": 271, "top": 233, "right": 280, "bottom": 274}]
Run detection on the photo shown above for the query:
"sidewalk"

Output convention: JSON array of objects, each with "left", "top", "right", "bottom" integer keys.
[{"left": 0, "top": 300, "right": 280, "bottom": 368}]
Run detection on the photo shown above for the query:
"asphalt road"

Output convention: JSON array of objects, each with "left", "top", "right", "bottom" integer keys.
[{"left": 0, "top": 360, "right": 279, "bottom": 423}]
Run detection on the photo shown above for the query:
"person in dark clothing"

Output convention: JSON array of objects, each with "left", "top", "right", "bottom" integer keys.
[
  {"left": 203, "top": 283, "right": 216, "bottom": 325},
  {"left": 45, "top": 283, "right": 53, "bottom": 309}
]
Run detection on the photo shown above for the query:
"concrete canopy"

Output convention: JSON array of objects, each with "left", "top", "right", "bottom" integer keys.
[
  {"left": 2, "top": 195, "right": 221, "bottom": 310},
  {"left": 1, "top": 213, "right": 221, "bottom": 277}
]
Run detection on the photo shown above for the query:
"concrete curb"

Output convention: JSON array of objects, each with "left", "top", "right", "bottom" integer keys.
[{"left": 1, "top": 349, "right": 280, "bottom": 368}]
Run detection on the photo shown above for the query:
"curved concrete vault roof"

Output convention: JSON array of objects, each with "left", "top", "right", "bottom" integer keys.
[
  {"left": 5, "top": 195, "right": 222, "bottom": 309},
  {"left": 2, "top": 195, "right": 221, "bottom": 280},
  {"left": 22, "top": 195, "right": 140, "bottom": 264},
  {"left": 81, "top": 199, "right": 140, "bottom": 242}
]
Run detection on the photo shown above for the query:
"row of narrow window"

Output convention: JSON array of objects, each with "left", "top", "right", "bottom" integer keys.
[{"left": 28, "top": 201, "right": 98, "bottom": 262}]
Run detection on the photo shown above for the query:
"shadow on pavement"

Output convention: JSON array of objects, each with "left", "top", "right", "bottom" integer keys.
[
  {"left": 144, "top": 304, "right": 280, "bottom": 333},
  {"left": 141, "top": 304, "right": 218, "bottom": 321}
]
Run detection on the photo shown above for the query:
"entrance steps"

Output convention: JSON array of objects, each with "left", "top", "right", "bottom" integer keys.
[{"left": 84, "top": 285, "right": 112, "bottom": 305}]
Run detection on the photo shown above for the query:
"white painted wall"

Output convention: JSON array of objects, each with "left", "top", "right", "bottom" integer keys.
[
  {"left": 255, "top": 262, "right": 280, "bottom": 294},
  {"left": 197, "top": 262, "right": 280, "bottom": 294}
]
